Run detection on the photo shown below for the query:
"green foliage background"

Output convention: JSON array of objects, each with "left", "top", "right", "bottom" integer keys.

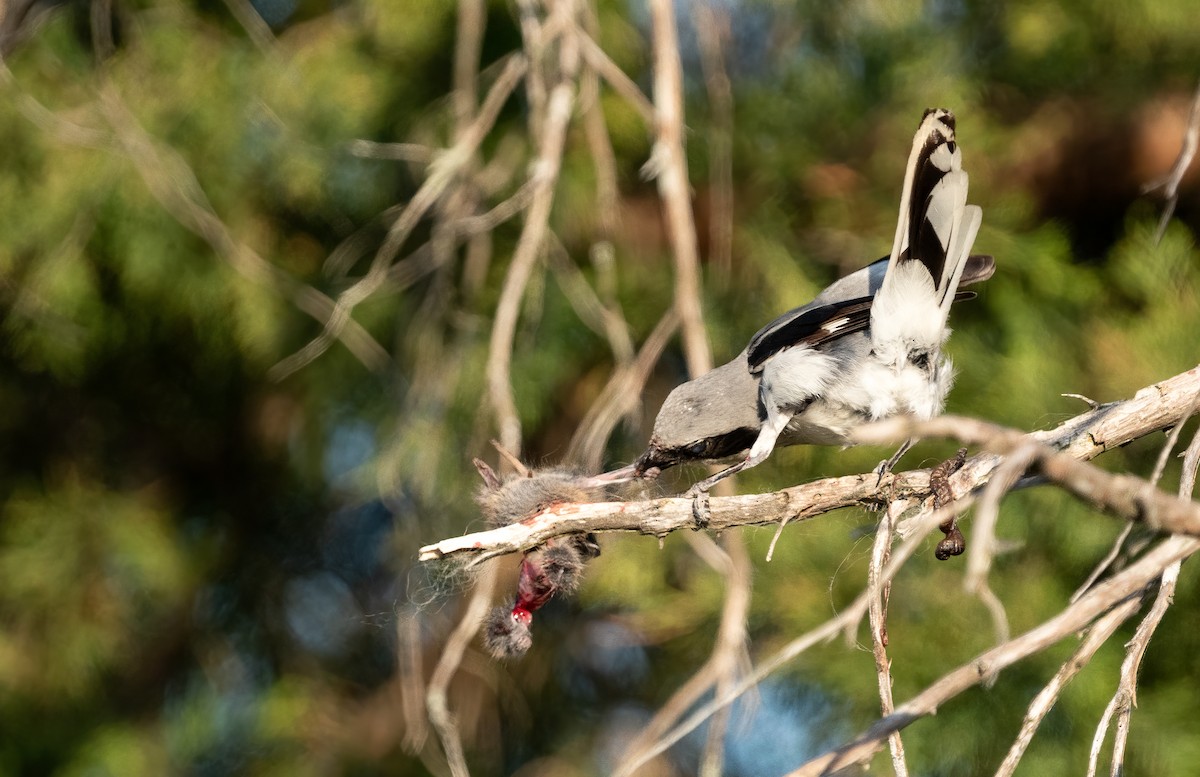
[{"left": 1, "top": 0, "right": 1199, "bottom": 775}]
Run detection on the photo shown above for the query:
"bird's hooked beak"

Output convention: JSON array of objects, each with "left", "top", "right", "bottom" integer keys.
[{"left": 631, "top": 442, "right": 678, "bottom": 479}]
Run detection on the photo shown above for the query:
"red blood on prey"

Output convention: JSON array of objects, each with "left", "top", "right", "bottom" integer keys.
[{"left": 511, "top": 555, "right": 555, "bottom": 621}]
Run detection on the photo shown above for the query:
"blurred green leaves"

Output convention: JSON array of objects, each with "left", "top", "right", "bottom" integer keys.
[
  {"left": 0, "top": 477, "right": 191, "bottom": 700},
  {"left": 0, "top": 0, "right": 1199, "bottom": 775}
]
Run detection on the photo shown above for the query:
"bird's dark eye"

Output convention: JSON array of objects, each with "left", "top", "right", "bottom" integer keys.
[
  {"left": 685, "top": 441, "right": 708, "bottom": 457},
  {"left": 910, "top": 351, "right": 930, "bottom": 369}
]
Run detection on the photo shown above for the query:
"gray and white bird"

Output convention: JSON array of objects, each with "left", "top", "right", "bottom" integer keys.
[{"left": 631, "top": 109, "right": 989, "bottom": 503}]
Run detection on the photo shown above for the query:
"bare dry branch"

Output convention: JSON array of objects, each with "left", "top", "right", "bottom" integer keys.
[
  {"left": 700, "top": 532, "right": 752, "bottom": 777},
  {"left": 426, "top": 562, "right": 499, "bottom": 777},
  {"left": 547, "top": 235, "right": 635, "bottom": 363},
  {"left": 575, "top": 29, "right": 655, "bottom": 124},
  {"left": 787, "top": 536, "right": 1197, "bottom": 777},
  {"left": 869, "top": 502, "right": 908, "bottom": 776},
  {"left": 421, "top": 468, "right": 912, "bottom": 563},
  {"left": 963, "top": 442, "right": 1038, "bottom": 645},
  {"left": 220, "top": 0, "right": 276, "bottom": 54},
  {"left": 419, "top": 365, "right": 1200, "bottom": 561},
  {"left": 486, "top": 4, "right": 580, "bottom": 455},
  {"left": 453, "top": 0, "right": 485, "bottom": 129},
  {"left": 614, "top": 493, "right": 960, "bottom": 777},
  {"left": 648, "top": 0, "right": 711, "bottom": 378},
  {"left": 566, "top": 307, "right": 681, "bottom": 470},
  {"left": 271, "top": 52, "right": 528, "bottom": 379},
  {"left": 93, "top": 82, "right": 392, "bottom": 375},
  {"left": 1143, "top": 79, "right": 1200, "bottom": 243},
  {"left": 1090, "top": 411, "right": 1200, "bottom": 777},
  {"left": 995, "top": 597, "right": 1141, "bottom": 777}
]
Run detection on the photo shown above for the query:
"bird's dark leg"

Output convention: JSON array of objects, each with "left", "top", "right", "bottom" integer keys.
[
  {"left": 931, "top": 447, "right": 968, "bottom": 559},
  {"left": 685, "top": 409, "right": 790, "bottom": 528},
  {"left": 684, "top": 459, "right": 751, "bottom": 529},
  {"left": 874, "top": 438, "right": 914, "bottom": 485}
]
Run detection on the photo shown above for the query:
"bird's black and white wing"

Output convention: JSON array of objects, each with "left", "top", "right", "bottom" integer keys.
[
  {"left": 745, "top": 247, "right": 993, "bottom": 373},
  {"left": 746, "top": 295, "right": 874, "bottom": 372}
]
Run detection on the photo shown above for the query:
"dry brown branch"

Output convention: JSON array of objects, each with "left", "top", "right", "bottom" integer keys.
[
  {"left": 1072, "top": 523, "right": 1136, "bottom": 603},
  {"left": 271, "top": 52, "right": 528, "bottom": 379},
  {"left": 92, "top": 83, "right": 392, "bottom": 375},
  {"left": 857, "top": 413, "right": 1200, "bottom": 538},
  {"left": 425, "top": 562, "right": 499, "bottom": 777},
  {"left": 399, "top": 610, "right": 430, "bottom": 752},
  {"left": 788, "top": 536, "right": 1197, "bottom": 777},
  {"left": 514, "top": 0, "right": 548, "bottom": 143},
  {"left": 579, "top": 2, "right": 622, "bottom": 243},
  {"left": 614, "top": 492, "right": 961, "bottom": 777},
  {"left": 648, "top": 0, "right": 711, "bottom": 378},
  {"left": 575, "top": 29, "right": 655, "bottom": 125},
  {"left": 547, "top": 235, "right": 634, "bottom": 363},
  {"left": 616, "top": 641, "right": 725, "bottom": 775},
  {"left": 995, "top": 596, "right": 1141, "bottom": 777},
  {"left": 963, "top": 441, "right": 1038, "bottom": 646},
  {"left": 421, "top": 468, "right": 917, "bottom": 563},
  {"left": 698, "top": 533, "right": 752, "bottom": 777},
  {"left": 220, "top": 0, "right": 276, "bottom": 53},
  {"left": 612, "top": 531, "right": 753, "bottom": 777},
  {"left": 414, "top": 7, "right": 492, "bottom": 772},
  {"left": 869, "top": 502, "right": 908, "bottom": 776},
  {"left": 627, "top": 9, "right": 745, "bottom": 769},
  {"left": 419, "top": 365, "right": 1200, "bottom": 561},
  {"left": 89, "top": 0, "right": 114, "bottom": 60},
  {"left": 1089, "top": 415, "right": 1200, "bottom": 777},
  {"left": 486, "top": 2, "right": 580, "bottom": 455},
  {"left": 454, "top": 0, "right": 485, "bottom": 130},
  {"left": 0, "top": 60, "right": 112, "bottom": 147},
  {"left": 566, "top": 307, "right": 681, "bottom": 470},
  {"left": 1143, "top": 80, "right": 1200, "bottom": 243}
]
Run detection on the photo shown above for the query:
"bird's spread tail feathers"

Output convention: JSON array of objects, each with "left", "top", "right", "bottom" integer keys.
[{"left": 874, "top": 109, "right": 982, "bottom": 348}]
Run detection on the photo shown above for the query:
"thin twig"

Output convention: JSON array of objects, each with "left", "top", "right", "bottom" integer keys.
[
  {"left": 869, "top": 502, "right": 909, "bottom": 776},
  {"left": 964, "top": 442, "right": 1039, "bottom": 646},
  {"left": 94, "top": 83, "right": 391, "bottom": 375},
  {"left": 1072, "top": 523, "right": 1134, "bottom": 604},
  {"left": 995, "top": 596, "right": 1142, "bottom": 777},
  {"left": 220, "top": 0, "right": 276, "bottom": 53},
  {"left": 566, "top": 307, "right": 681, "bottom": 470},
  {"left": 547, "top": 235, "right": 634, "bottom": 363},
  {"left": 426, "top": 563, "right": 499, "bottom": 777},
  {"left": 454, "top": 0, "right": 485, "bottom": 130},
  {"left": 271, "top": 53, "right": 528, "bottom": 379},
  {"left": 699, "top": 534, "right": 753, "bottom": 777},
  {"left": 613, "top": 493, "right": 962, "bottom": 777},
  {"left": 1093, "top": 415, "right": 1200, "bottom": 777},
  {"left": 1072, "top": 389, "right": 1199, "bottom": 602},
  {"left": 400, "top": 609, "right": 430, "bottom": 752},
  {"left": 648, "top": 0, "right": 711, "bottom": 378},
  {"left": 856, "top": 413, "right": 1200, "bottom": 538},
  {"left": 1143, "top": 80, "right": 1200, "bottom": 244},
  {"left": 787, "top": 537, "right": 1198, "bottom": 777},
  {"left": 486, "top": 4, "right": 580, "bottom": 455},
  {"left": 575, "top": 28, "right": 656, "bottom": 125}
]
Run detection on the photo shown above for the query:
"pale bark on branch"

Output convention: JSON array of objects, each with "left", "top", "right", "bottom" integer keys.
[{"left": 419, "top": 365, "right": 1200, "bottom": 562}]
